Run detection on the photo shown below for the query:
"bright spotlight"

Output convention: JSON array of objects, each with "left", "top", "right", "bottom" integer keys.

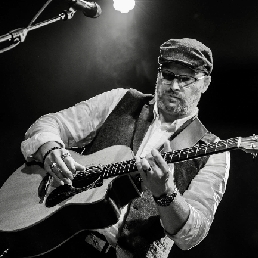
[{"left": 113, "top": 0, "right": 135, "bottom": 13}]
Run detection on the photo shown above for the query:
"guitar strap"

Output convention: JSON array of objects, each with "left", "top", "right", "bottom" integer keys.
[{"left": 167, "top": 116, "right": 208, "bottom": 151}]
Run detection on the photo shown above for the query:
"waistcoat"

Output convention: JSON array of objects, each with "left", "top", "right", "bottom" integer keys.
[{"left": 83, "top": 89, "right": 217, "bottom": 257}]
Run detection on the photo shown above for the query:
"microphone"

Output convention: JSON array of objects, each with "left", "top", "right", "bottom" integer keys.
[{"left": 69, "top": 0, "right": 102, "bottom": 18}]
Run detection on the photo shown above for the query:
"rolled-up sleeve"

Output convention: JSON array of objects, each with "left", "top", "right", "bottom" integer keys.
[
  {"left": 21, "top": 88, "right": 128, "bottom": 160},
  {"left": 168, "top": 150, "right": 230, "bottom": 250}
]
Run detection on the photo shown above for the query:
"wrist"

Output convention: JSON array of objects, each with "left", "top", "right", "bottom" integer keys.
[
  {"left": 38, "top": 141, "right": 63, "bottom": 163},
  {"left": 152, "top": 183, "right": 177, "bottom": 198},
  {"left": 153, "top": 186, "right": 179, "bottom": 207}
]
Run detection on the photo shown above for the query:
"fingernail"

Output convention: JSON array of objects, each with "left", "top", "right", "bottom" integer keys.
[{"left": 63, "top": 178, "right": 72, "bottom": 185}]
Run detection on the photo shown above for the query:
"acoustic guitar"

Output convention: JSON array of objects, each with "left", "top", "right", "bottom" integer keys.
[{"left": 0, "top": 135, "right": 257, "bottom": 257}]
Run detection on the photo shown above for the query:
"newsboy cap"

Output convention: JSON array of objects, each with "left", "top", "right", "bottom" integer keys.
[{"left": 158, "top": 38, "right": 213, "bottom": 75}]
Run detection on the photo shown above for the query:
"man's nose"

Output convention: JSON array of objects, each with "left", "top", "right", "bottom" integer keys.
[{"left": 166, "top": 79, "right": 181, "bottom": 91}]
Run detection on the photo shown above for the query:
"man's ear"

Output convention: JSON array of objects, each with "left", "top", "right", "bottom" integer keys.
[{"left": 201, "top": 75, "right": 211, "bottom": 93}]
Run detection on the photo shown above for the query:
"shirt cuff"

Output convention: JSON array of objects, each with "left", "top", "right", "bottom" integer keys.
[
  {"left": 164, "top": 205, "right": 210, "bottom": 250},
  {"left": 21, "top": 132, "right": 65, "bottom": 160}
]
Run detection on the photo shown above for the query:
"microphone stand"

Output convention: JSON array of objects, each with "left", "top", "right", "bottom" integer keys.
[{"left": 0, "top": 7, "right": 77, "bottom": 54}]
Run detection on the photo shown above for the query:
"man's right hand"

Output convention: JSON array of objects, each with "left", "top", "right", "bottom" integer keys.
[{"left": 36, "top": 141, "right": 86, "bottom": 185}]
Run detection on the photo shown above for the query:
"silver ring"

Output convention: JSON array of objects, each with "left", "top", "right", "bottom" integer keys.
[
  {"left": 61, "top": 152, "right": 71, "bottom": 160},
  {"left": 251, "top": 143, "right": 256, "bottom": 149},
  {"left": 50, "top": 162, "right": 57, "bottom": 170}
]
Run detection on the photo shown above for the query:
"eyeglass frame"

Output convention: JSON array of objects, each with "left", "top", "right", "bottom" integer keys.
[{"left": 158, "top": 68, "right": 206, "bottom": 88}]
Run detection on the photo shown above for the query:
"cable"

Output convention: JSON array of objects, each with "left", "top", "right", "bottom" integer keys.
[{"left": 27, "top": 0, "right": 53, "bottom": 28}]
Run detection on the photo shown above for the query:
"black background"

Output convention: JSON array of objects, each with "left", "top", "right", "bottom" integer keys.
[{"left": 0, "top": 0, "right": 258, "bottom": 257}]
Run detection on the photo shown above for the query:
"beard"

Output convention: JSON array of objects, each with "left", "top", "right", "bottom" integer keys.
[{"left": 156, "top": 84, "right": 201, "bottom": 116}]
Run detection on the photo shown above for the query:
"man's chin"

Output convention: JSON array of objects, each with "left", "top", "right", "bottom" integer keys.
[
  {"left": 160, "top": 102, "right": 188, "bottom": 116},
  {"left": 161, "top": 104, "right": 179, "bottom": 114}
]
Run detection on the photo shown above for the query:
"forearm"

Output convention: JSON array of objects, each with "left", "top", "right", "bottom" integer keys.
[
  {"left": 21, "top": 88, "right": 128, "bottom": 160},
  {"left": 33, "top": 141, "right": 63, "bottom": 163},
  {"left": 158, "top": 193, "right": 190, "bottom": 235},
  {"left": 21, "top": 114, "right": 68, "bottom": 160},
  {"left": 164, "top": 152, "right": 230, "bottom": 250}
]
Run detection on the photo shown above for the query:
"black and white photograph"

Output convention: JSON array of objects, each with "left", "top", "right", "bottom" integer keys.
[{"left": 0, "top": 1, "right": 257, "bottom": 257}]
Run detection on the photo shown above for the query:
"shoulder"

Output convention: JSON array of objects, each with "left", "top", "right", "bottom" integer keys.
[
  {"left": 201, "top": 132, "right": 219, "bottom": 143},
  {"left": 126, "top": 88, "right": 154, "bottom": 100},
  {"left": 80, "top": 88, "right": 128, "bottom": 104}
]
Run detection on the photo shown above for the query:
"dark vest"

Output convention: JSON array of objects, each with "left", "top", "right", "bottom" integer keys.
[
  {"left": 82, "top": 88, "right": 154, "bottom": 156},
  {"left": 83, "top": 89, "right": 217, "bottom": 257}
]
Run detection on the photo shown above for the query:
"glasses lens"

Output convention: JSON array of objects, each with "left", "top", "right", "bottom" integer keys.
[
  {"left": 177, "top": 75, "right": 195, "bottom": 87},
  {"left": 160, "top": 71, "right": 195, "bottom": 87},
  {"left": 161, "top": 71, "right": 175, "bottom": 81}
]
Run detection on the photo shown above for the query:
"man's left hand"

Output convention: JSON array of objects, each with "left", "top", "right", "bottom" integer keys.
[{"left": 136, "top": 141, "right": 176, "bottom": 197}]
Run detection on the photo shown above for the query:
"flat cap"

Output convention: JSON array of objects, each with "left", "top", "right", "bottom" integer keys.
[{"left": 158, "top": 38, "right": 213, "bottom": 75}]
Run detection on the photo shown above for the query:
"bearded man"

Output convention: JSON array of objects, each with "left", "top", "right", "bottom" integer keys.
[{"left": 21, "top": 38, "right": 230, "bottom": 258}]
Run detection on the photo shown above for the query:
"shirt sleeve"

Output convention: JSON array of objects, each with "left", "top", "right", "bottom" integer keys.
[
  {"left": 167, "top": 150, "right": 230, "bottom": 250},
  {"left": 21, "top": 88, "right": 128, "bottom": 160}
]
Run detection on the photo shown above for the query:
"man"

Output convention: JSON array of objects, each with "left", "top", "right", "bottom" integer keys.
[{"left": 21, "top": 38, "right": 230, "bottom": 257}]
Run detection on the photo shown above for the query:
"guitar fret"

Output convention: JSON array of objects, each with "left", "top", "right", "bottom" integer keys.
[
  {"left": 215, "top": 141, "right": 219, "bottom": 151},
  {"left": 204, "top": 144, "right": 208, "bottom": 154},
  {"left": 225, "top": 140, "right": 229, "bottom": 149}
]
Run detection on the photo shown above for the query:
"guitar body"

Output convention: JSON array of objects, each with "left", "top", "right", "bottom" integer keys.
[{"left": 0, "top": 145, "right": 140, "bottom": 257}]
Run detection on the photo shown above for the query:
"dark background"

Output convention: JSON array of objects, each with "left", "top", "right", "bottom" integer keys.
[{"left": 0, "top": 0, "right": 258, "bottom": 257}]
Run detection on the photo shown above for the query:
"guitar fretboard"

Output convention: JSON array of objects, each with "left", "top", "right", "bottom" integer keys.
[{"left": 99, "top": 137, "right": 240, "bottom": 179}]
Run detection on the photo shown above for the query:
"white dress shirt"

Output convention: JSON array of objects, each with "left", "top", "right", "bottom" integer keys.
[{"left": 21, "top": 88, "right": 230, "bottom": 251}]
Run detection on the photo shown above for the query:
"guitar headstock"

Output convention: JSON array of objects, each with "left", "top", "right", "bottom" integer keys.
[{"left": 239, "top": 134, "right": 258, "bottom": 158}]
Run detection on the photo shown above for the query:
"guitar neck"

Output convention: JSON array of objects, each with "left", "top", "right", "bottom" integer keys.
[{"left": 101, "top": 137, "right": 240, "bottom": 179}]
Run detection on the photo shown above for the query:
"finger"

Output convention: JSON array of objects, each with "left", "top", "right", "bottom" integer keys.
[
  {"left": 74, "top": 161, "right": 86, "bottom": 172},
  {"left": 44, "top": 149, "right": 67, "bottom": 178},
  {"left": 88, "top": 166, "right": 102, "bottom": 174},
  {"left": 51, "top": 162, "right": 68, "bottom": 181},
  {"left": 49, "top": 171, "right": 64, "bottom": 186},
  {"left": 45, "top": 163, "right": 64, "bottom": 185},
  {"left": 60, "top": 151, "right": 77, "bottom": 174},
  {"left": 135, "top": 157, "right": 147, "bottom": 181},
  {"left": 167, "top": 163, "right": 175, "bottom": 176},
  {"left": 60, "top": 151, "right": 86, "bottom": 173},
  {"left": 151, "top": 149, "right": 169, "bottom": 174},
  {"left": 48, "top": 160, "right": 72, "bottom": 185},
  {"left": 55, "top": 156, "right": 74, "bottom": 180},
  {"left": 163, "top": 140, "right": 172, "bottom": 152},
  {"left": 147, "top": 157, "right": 163, "bottom": 178},
  {"left": 141, "top": 158, "right": 153, "bottom": 173}
]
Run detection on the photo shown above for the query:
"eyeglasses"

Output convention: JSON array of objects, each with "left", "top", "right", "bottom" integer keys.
[{"left": 159, "top": 69, "right": 206, "bottom": 88}]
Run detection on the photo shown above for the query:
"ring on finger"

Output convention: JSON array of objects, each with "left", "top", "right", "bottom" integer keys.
[
  {"left": 50, "top": 164, "right": 63, "bottom": 176},
  {"left": 50, "top": 163, "right": 63, "bottom": 175},
  {"left": 50, "top": 162, "right": 57, "bottom": 170},
  {"left": 61, "top": 152, "right": 71, "bottom": 160}
]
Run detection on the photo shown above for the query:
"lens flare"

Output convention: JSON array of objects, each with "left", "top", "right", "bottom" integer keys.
[{"left": 113, "top": 0, "right": 135, "bottom": 13}]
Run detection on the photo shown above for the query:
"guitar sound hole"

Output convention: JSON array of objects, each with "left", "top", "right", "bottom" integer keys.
[
  {"left": 45, "top": 172, "right": 103, "bottom": 207},
  {"left": 45, "top": 184, "right": 77, "bottom": 207}
]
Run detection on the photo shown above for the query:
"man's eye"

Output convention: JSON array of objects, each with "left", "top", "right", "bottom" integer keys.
[
  {"left": 162, "top": 72, "right": 174, "bottom": 80},
  {"left": 179, "top": 76, "right": 192, "bottom": 82},
  {"left": 179, "top": 77, "right": 189, "bottom": 82}
]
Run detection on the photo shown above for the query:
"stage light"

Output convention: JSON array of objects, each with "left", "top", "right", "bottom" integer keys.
[{"left": 113, "top": 0, "right": 135, "bottom": 13}]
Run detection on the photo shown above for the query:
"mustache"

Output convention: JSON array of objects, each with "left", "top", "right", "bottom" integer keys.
[
  {"left": 156, "top": 84, "right": 183, "bottom": 99},
  {"left": 163, "top": 90, "right": 182, "bottom": 99}
]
